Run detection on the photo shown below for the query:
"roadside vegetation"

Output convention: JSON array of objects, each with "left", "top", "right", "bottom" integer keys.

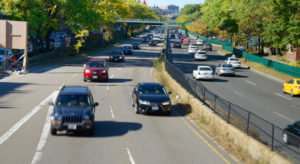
[
  {"left": 0, "top": 0, "right": 163, "bottom": 56},
  {"left": 176, "top": 1, "right": 300, "bottom": 66},
  {"left": 153, "top": 58, "right": 290, "bottom": 164}
]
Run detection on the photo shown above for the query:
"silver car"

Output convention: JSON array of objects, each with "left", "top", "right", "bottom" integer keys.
[{"left": 215, "top": 63, "right": 235, "bottom": 76}]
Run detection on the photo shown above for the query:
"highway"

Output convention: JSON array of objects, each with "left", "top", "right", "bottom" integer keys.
[
  {"left": 170, "top": 37, "right": 300, "bottom": 129},
  {"left": 0, "top": 34, "right": 236, "bottom": 164}
]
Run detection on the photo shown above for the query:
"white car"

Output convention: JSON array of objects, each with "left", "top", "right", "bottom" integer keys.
[
  {"left": 193, "top": 66, "right": 214, "bottom": 80},
  {"left": 225, "top": 57, "right": 241, "bottom": 68},
  {"left": 194, "top": 50, "right": 207, "bottom": 60},
  {"left": 188, "top": 45, "right": 197, "bottom": 54},
  {"left": 196, "top": 40, "right": 204, "bottom": 46}
]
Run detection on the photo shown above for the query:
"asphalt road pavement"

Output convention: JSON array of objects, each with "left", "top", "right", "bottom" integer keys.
[{"left": 0, "top": 34, "right": 236, "bottom": 164}]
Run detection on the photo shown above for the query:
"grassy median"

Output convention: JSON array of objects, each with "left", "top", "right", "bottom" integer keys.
[{"left": 153, "top": 58, "right": 291, "bottom": 164}]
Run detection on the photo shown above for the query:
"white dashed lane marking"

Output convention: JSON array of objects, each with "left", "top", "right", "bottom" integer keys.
[
  {"left": 109, "top": 105, "right": 115, "bottom": 119},
  {"left": 274, "top": 93, "right": 292, "bottom": 101},
  {"left": 126, "top": 147, "right": 136, "bottom": 164},
  {"left": 273, "top": 112, "right": 294, "bottom": 122},
  {"left": 246, "top": 80, "right": 256, "bottom": 86}
]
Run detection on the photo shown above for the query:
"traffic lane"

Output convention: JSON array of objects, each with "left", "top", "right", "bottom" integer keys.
[
  {"left": 107, "top": 55, "right": 234, "bottom": 164},
  {"left": 171, "top": 42, "right": 299, "bottom": 127}
]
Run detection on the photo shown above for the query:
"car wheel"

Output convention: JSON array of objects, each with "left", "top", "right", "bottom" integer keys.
[
  {"left": 282, "top": 132, "right": 289, "bottom": 144},
  {"left": 51, "top": 128, "right": 57, "bottom": 135},
  {"left": 84, "top": 78, "right": 87, "bottom": 82},
  {"left": 164, "top": 111, "right": 171, "bottom": 116},
  {"left": 291, "top": 90, "right": 294, "bottom": 97},
  {"left": 135, "top": 103, "right": 140, "bottom": 114},
  {"left": 87, "top": 128, "right": 94, "bottom": 136}
]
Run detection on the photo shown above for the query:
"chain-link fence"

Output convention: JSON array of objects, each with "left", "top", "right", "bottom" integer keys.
[{"left": 163, "top": 29, "right": 300, "bottom": 161}]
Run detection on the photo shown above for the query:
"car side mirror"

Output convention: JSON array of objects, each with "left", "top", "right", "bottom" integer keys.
[
  {"left": 49, "top": 101, "right": 54, "bottom": 106},
  {"left": 94, "top": 102, "right": 99, "bottom": 107}
]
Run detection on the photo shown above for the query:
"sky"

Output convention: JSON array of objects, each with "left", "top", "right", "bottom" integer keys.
[{"left": 146, "top": 0, "right": 205, "bottom": 9}]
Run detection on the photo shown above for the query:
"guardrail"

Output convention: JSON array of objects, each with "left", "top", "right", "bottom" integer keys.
[
  {"left": 162, "top": 28, "right": 300, "bottom": 162},
  {"left": 116, "top": 19, "right": 165, "bottom": 24}
]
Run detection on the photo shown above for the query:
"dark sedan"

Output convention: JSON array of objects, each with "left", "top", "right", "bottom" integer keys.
[
  {"left": 109, "top": 50, "right": 125, "bottom": 62},
  {"left": 122, "top": 46, "right": 133, "bottom": 55},
  {"left": 203, "top": 43, "right": 212, "bottom": 51},
  {"left": 131, "top": 42, "right": 140, "bottom": 49},
  {"left": 132, "top": 82, "right": 172, "bottom": 115},
  {"left": 282, "top": 120, "right": 300, "bottom": 147},
  {"left": 172, "top": 41, "right": 182, "bottom": 48},
  {"left": 141, "top": 36, "right": 149, "bottom": 42}
]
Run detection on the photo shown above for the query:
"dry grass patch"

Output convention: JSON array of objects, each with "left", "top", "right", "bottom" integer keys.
[{"left": 154, "top": 61, "right": 291, "bottom": 164}]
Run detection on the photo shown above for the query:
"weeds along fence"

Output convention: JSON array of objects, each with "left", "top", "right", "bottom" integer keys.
[{"left": 163, "top": 53, "right": 300, "bottom": 161}]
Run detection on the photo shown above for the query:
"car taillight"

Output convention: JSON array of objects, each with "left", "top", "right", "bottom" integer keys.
[
  {"left": 221, "top": 68, "right": 225, "bottom": 70},
  {"left": 232, "top": 68, "right": 235, "bottom": 70},
  {"left": 102, "top": 70, "right": 107, "bottom": 73}
]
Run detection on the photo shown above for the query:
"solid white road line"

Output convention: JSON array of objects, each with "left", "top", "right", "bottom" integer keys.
[
  {"left": 109, "top": 105, "right": 115, "bottom": 119},
  {"left": 0, "top": 91, "right": 56, "bottom": 145},
  {"left": 31, "top": 91, "right": 58, "bottom": 164},
  {"left": 246, "top": 80, "right": 256, "bottom": 86},
  {"left": 274, "top": 93, "right": 292, "bottom": 101},
  {"left": 126, "top": 147, "right": 136, "bottom": 164},
  {"left": 110, "top": 74, "right": 114, "bottom": 78},
  {"left": 233, "top": 91, "right": 243, "bottom": 97},
  {"left": 106, "top": 84, "right": 109, "bottom": 91},
  {"left": 273, "top": 112, "right": 294, "bottom": 122}
]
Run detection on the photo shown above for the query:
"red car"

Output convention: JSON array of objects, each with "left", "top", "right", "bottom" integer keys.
[
  {"left": 183, "top": 39, "right": 191, "bottom": 45},
  {"left": 83, "top": 59, "right": 109, "bottom": 82}
]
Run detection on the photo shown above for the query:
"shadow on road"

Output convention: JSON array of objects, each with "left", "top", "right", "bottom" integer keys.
[
  {"left": 0, "top": 82, "right": 31, "bottom": 99},
  {"left": 61, "top": 121, "right": 143, "bottom": 137}
]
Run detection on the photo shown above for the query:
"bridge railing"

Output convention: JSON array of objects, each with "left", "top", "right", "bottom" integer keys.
[{"left": 116, "top": 19, "right": 165, "bottom": 24}]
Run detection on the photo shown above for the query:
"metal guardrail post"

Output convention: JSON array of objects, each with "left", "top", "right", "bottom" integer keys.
[
  {"left": 227, "top": 103, "right": 231, "bottom": 123},
  {"left": 246, "top": 112, "right": 251, "bottom": 134},
  {"left": 213, "top": 95, "right": 217, "bottom": 112}
]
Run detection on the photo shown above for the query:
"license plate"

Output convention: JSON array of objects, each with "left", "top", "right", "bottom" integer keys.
[
  {"left": 93, "top": 76, "right": 98, "bottom": 79},
  {"left": 68, "top": 124, "right": 77, "bottom": 130},
  {"left": 152, "top": 105, "right": 159, "bottom": 110}
]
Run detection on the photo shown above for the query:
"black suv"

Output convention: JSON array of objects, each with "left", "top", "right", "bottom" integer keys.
[
  {"left": 50, "top": 86, "right": 98, "bottom": 135},
  {"left": 132, "top": 82, "right": 172, "bottom": 115}
]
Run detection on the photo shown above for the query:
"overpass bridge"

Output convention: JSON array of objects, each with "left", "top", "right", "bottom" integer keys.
[{"left": 115, "top": 19, "right": 190, "bottom": 26}]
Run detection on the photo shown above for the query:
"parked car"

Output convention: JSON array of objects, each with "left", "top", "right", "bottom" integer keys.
[
  {"left": 196, "top": 40, "right": 204, "bottom": 46},
  {"left": 83, "top": 59, "right": 109, "bottom": 82},
  {"left": 193, "top": 65, "right": 214, "bottom": 80},
  {"left": 188, "top": 45, "right": 198, "bottom": 54},
  {"left": 170, "top": 34, "right": 176, "bottom": 39},
  {"left": 203, "top": 43, "right": 212, "bottom": 51},
  {"left": 49, "top": 85, "right": 98, "bottom": 135},
  {"left": 215, "top": 63, "right": 235, "bottom": 76},
  {"left": 122, "top": 46, "right": 133, "bottom": 55},
  {"left": 142, "top": 36, "right": 149, "bottom": 42},
  {"left": 282, "top": 120, "right": 300, "bottom": 147},
  {"left": 283, "top": 78, "right": 300, "bottom": 97},
  {"left": 131, "top": 42, "right": 140, "bottom": 49},
  {"left": 172, "top": 41, "right": 182, "bottom": 48},
  {"left": 0, "top": 48, "right": 13, "bottom": 65},
  {"left": 149, "top": 39, "right": 157, "bottom": 46},
  {"left": 194, "top": 50, "right": 207, "bottom": 60},
  {"left": 54, "top": 39, "right": 66, "bottom": 48},
  {"left": 132, "top": 82, "right": 172, "bottom": 115},
  {"left": 109, "top": 50, "right": 125, "bottom": 62},
  {"left": 225, "top": 56, "right": 241, "bottom": 68}
]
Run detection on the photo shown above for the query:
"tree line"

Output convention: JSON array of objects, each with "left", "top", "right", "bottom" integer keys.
[
  {"left": 0, "top": 0, "right": 161, "bottom": 54},
  {"left": 176, "top": 0, "right": 300, "bottom": 55}
]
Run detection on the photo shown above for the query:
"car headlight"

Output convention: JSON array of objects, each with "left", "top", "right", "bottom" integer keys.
[
  {"left": 162, "top": 101, "right": 170, "bottom": 105},
  {"left": 102, "top": 70, "right": 107, "bottom": 73},
  {"left": 139, "top": 99, "right": 150, "bottom": 105},
  {"left": 83, "top": 114, "right": 90, "bottom": 120},
  {"left": 54, "top": 113, "right": 62, "bottom": 120},
  {"left": 85, "top": 69, "right": 90, "bottom": 73}
]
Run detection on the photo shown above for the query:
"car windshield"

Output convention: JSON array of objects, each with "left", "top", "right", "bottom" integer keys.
[
  {"left": 199, "top": 67, "right": 211, "bottom": 71},
  {"left": 222, "top": 64, "right": 233, "bottom": 67},
  {"left": 138, "top": 85, "right": 167, "bottom": 95},
  {"left": 123, "top": 46, "right": 131, "bottom": 50},
  {"left": 190, "top": 46, "right": 197, "bottom": 49},
  {"left": 56, "top": 94, "right": 91, "bottom": 106},
  {"left": 87, "top": 62, "right": 105, "bottom": 68},
  {"left": 229, "top": 58, "right": 239, "bottom": 61}
]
